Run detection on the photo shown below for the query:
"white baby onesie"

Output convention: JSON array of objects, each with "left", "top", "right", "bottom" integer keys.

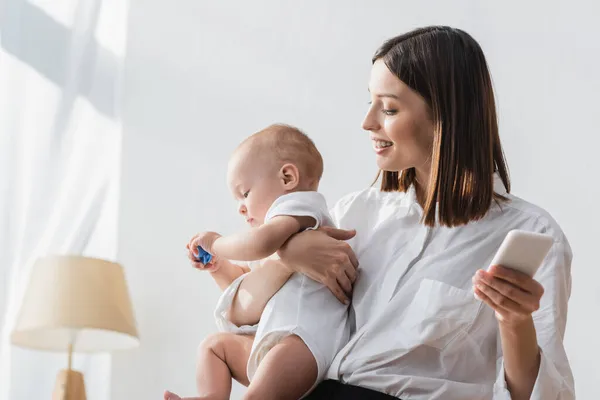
[{"left": 213, "top": 191, "right": 351, "bottom": 390}]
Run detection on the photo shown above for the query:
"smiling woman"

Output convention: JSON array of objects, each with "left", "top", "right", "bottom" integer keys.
[
  {"left": 365, "top": 60, "right": 436, "bottom": 202},
  {"left": 367, "top": 28, "right": 510, "bottom": 228},
  {"left": 213, "top": 26, "right": 574, "bottom": 400}
]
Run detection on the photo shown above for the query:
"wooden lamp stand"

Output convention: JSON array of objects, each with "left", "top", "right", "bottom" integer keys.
[{"left": 51, "top": 344, "right": 87, "bottom": 400}]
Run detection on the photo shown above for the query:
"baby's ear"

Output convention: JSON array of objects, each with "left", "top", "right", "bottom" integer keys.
[{"left": 280, "top": 163, "right": 300, "bottom": 189}]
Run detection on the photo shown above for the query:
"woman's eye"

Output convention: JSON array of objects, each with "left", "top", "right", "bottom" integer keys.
[
  {"left": 382, "top": 109, "right": 397, "bottom": 116},
  {"left": 243, "top": 191, "right": 250, "bottom": 198}
]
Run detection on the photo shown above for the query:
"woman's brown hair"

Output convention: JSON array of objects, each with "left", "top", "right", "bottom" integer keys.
[{"left": 373, "top": 26, "right": 510, "bottom": 227}]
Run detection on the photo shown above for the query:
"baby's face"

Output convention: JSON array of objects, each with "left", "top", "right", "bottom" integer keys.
[{"left": 227, "top": 149, "right": 285, "bottom": 227}]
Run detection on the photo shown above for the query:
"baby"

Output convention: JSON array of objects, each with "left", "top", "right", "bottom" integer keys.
[{"left": 165, "top": 124, "right": 350, "bottom": 400}]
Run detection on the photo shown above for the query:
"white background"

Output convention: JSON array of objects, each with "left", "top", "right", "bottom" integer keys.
[{"left": 112, "top": 1, "right": 600, "bottom": 398}]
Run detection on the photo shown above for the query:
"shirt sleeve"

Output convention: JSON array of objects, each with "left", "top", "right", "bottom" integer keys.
[{"left": 493, "top": 237, "right": 575, "bottom": 399}]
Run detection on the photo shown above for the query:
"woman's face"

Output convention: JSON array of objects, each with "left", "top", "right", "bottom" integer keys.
[{"left": 363, "top": 60, "right": 435, "bottom": 182}]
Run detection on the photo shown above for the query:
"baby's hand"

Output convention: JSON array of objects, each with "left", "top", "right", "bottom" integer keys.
[
  {"left": 186, "top": 232, "right": 222, "bottom": 272},
  {"left": 190, "top": 231, "right": 221, "bottom": 255}
]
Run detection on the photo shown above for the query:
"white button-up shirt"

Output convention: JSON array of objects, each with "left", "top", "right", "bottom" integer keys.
[{"left": 325, "top": 177, "right": 574, "bottom": 399}]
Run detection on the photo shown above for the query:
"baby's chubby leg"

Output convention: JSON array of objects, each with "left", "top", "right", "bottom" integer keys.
[
  {"left": 164, "top": 332, "right": 254, "bottom": 400},
  {"left": 197, "top": 332, "right": 254, "bottom": 396},
  {"left": 243, "top": 335, "right": 318, "bottom": 400}
]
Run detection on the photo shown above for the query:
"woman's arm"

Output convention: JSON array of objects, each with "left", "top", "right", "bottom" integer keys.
[
  {"left": 473, "top": 242, "right": 573, "bottom": 400},
  {"left": 498, "top": 317, "right": 541, "bottom": 398},
  {"left": 474, "top": 265, "right": 544, "bottom": 399}
]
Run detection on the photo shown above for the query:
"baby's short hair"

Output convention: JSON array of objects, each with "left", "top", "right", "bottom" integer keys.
[{"left": 240, "top": 124, "right": 324, "bottom": 188}]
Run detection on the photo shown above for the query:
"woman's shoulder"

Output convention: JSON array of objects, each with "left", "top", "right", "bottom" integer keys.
[
  {"left": 330, "top": 187, "right": 410, "bottom": 229},
  {"left": 494, "top": 193, "right": 569, "bottom": 244},
  {"left": 332, "top": 187, "right": 407, "bottom": 213},
  {"left": 495, "top": 194, "right": 573, "bottom": 300}
]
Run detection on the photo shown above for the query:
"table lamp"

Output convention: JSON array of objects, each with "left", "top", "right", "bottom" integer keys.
[{"left": 11, "top": 255, "right": 139, "bottom": 400}]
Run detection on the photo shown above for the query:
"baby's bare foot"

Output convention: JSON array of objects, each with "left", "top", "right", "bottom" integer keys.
[
  {"left": 164, "top": 391, "right": 204, "bottom": 400},
  {"left": 164, "top": 391, "right": 182, "bottom": 400}
]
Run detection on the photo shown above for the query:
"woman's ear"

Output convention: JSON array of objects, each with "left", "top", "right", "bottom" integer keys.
[{"left": 280, "top": 163, "right": 300, "bottom": 190}]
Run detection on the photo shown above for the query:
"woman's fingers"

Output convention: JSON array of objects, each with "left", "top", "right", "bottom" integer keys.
[
  {"left": 488, "top": 265, "right": 544, "bottom": 297},
  {"left": 322, "top": 256, "right": 354, "bottom": 304},
  {"left": 337, "top": 269, "right": 353, "bottom": 296},
  {"left": 473, "top": 286, "right": 513, "bottom": 322},
  {"left": 344, "top": 264, "right": 358, "bottom": 284},
  {"left": 333, "top": 240, "right": 358, "bottom": 297},
  {"left": 345, "top": 244, "right": 360, "bottom": 272},
  {"left": 321, "top": 226, "right": 357, "bottom": 241},
  {"left": 323, "top": 265, "right": 350, "bottom": 304},
  {"left": 473, "top": 266, "right": 547, "bottom": 325},
  {"left": 326, "top": 277, "right": 350, "bottom": 304},
  {"left": 474, "top": 270, "right": 540, "bottom": 313},
  {"left": 335, "top": 241, "right": 359, "bottom": 280},
  {"left": 474, "top": 286, "right": 495, "bottom": 309},
  {"left": 475, "top": 282, "right": 527, "bottom": 315}
]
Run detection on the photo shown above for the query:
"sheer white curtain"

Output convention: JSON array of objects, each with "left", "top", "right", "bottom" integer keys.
[{"left": 0, "top": 0, "right": 128, "bottom": 398}]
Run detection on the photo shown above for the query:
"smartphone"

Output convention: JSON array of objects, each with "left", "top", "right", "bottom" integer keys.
[{"left": 489, "top": 230, "right": 554, "bottom": 277}]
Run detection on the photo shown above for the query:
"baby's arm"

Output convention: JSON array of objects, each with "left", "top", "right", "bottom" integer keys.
[
  {"left": 207, "top": 215, "right": 316, "bottom": 261},
  {"left": 195, "top": 215, "right": 315, "bottom": 326}
]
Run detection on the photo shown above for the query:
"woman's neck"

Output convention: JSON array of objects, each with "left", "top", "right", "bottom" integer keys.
[{"left": 414, "top": 167, "right": 430, "bottom": 208}]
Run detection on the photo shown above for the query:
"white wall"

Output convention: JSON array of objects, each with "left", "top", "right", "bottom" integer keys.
[{"left": 114, "top": 1, "right": 600, "bottom": 398}]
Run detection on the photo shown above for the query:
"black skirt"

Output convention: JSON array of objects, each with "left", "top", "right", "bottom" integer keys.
[{"left": 304, "top": 380, "right": 400, "bottom": 400}]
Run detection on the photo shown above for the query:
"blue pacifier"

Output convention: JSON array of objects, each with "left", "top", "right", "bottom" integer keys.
[{"left": 195, "top": 246, "right": 213, "bottom": 265}]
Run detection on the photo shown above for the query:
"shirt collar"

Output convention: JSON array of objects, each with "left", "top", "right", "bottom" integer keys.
[
  {"left": 493, "top": 173, "right": 508, "bottom": 196},
  {"left": 401, "top": 173, "right": 508, "bottom": 213}
]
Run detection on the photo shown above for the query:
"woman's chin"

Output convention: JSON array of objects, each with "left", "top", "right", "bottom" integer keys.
[{"left": 375, "top": 159, "right": 404, "bottom": 172}]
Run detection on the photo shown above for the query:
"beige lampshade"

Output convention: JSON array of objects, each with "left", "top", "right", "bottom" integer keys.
[{"left": 11, "top": 255, "right": 139, "bottom": 353}]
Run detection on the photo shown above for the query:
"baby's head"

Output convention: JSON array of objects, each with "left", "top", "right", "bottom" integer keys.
[{"left": 227, "top": 124, "right": 323, "bottom": 227}]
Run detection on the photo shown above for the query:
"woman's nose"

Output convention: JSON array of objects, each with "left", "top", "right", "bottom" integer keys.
[
  {"left": 238, "top": 203, "right": 247, "bottom": 215},
  {"left": 362, "top": 108, "right": 380, "bottom": 132}
]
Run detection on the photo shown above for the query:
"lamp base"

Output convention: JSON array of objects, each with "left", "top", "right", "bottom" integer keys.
[{"left": 52, "top": 369, "right": 87, "bottom": 400}]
